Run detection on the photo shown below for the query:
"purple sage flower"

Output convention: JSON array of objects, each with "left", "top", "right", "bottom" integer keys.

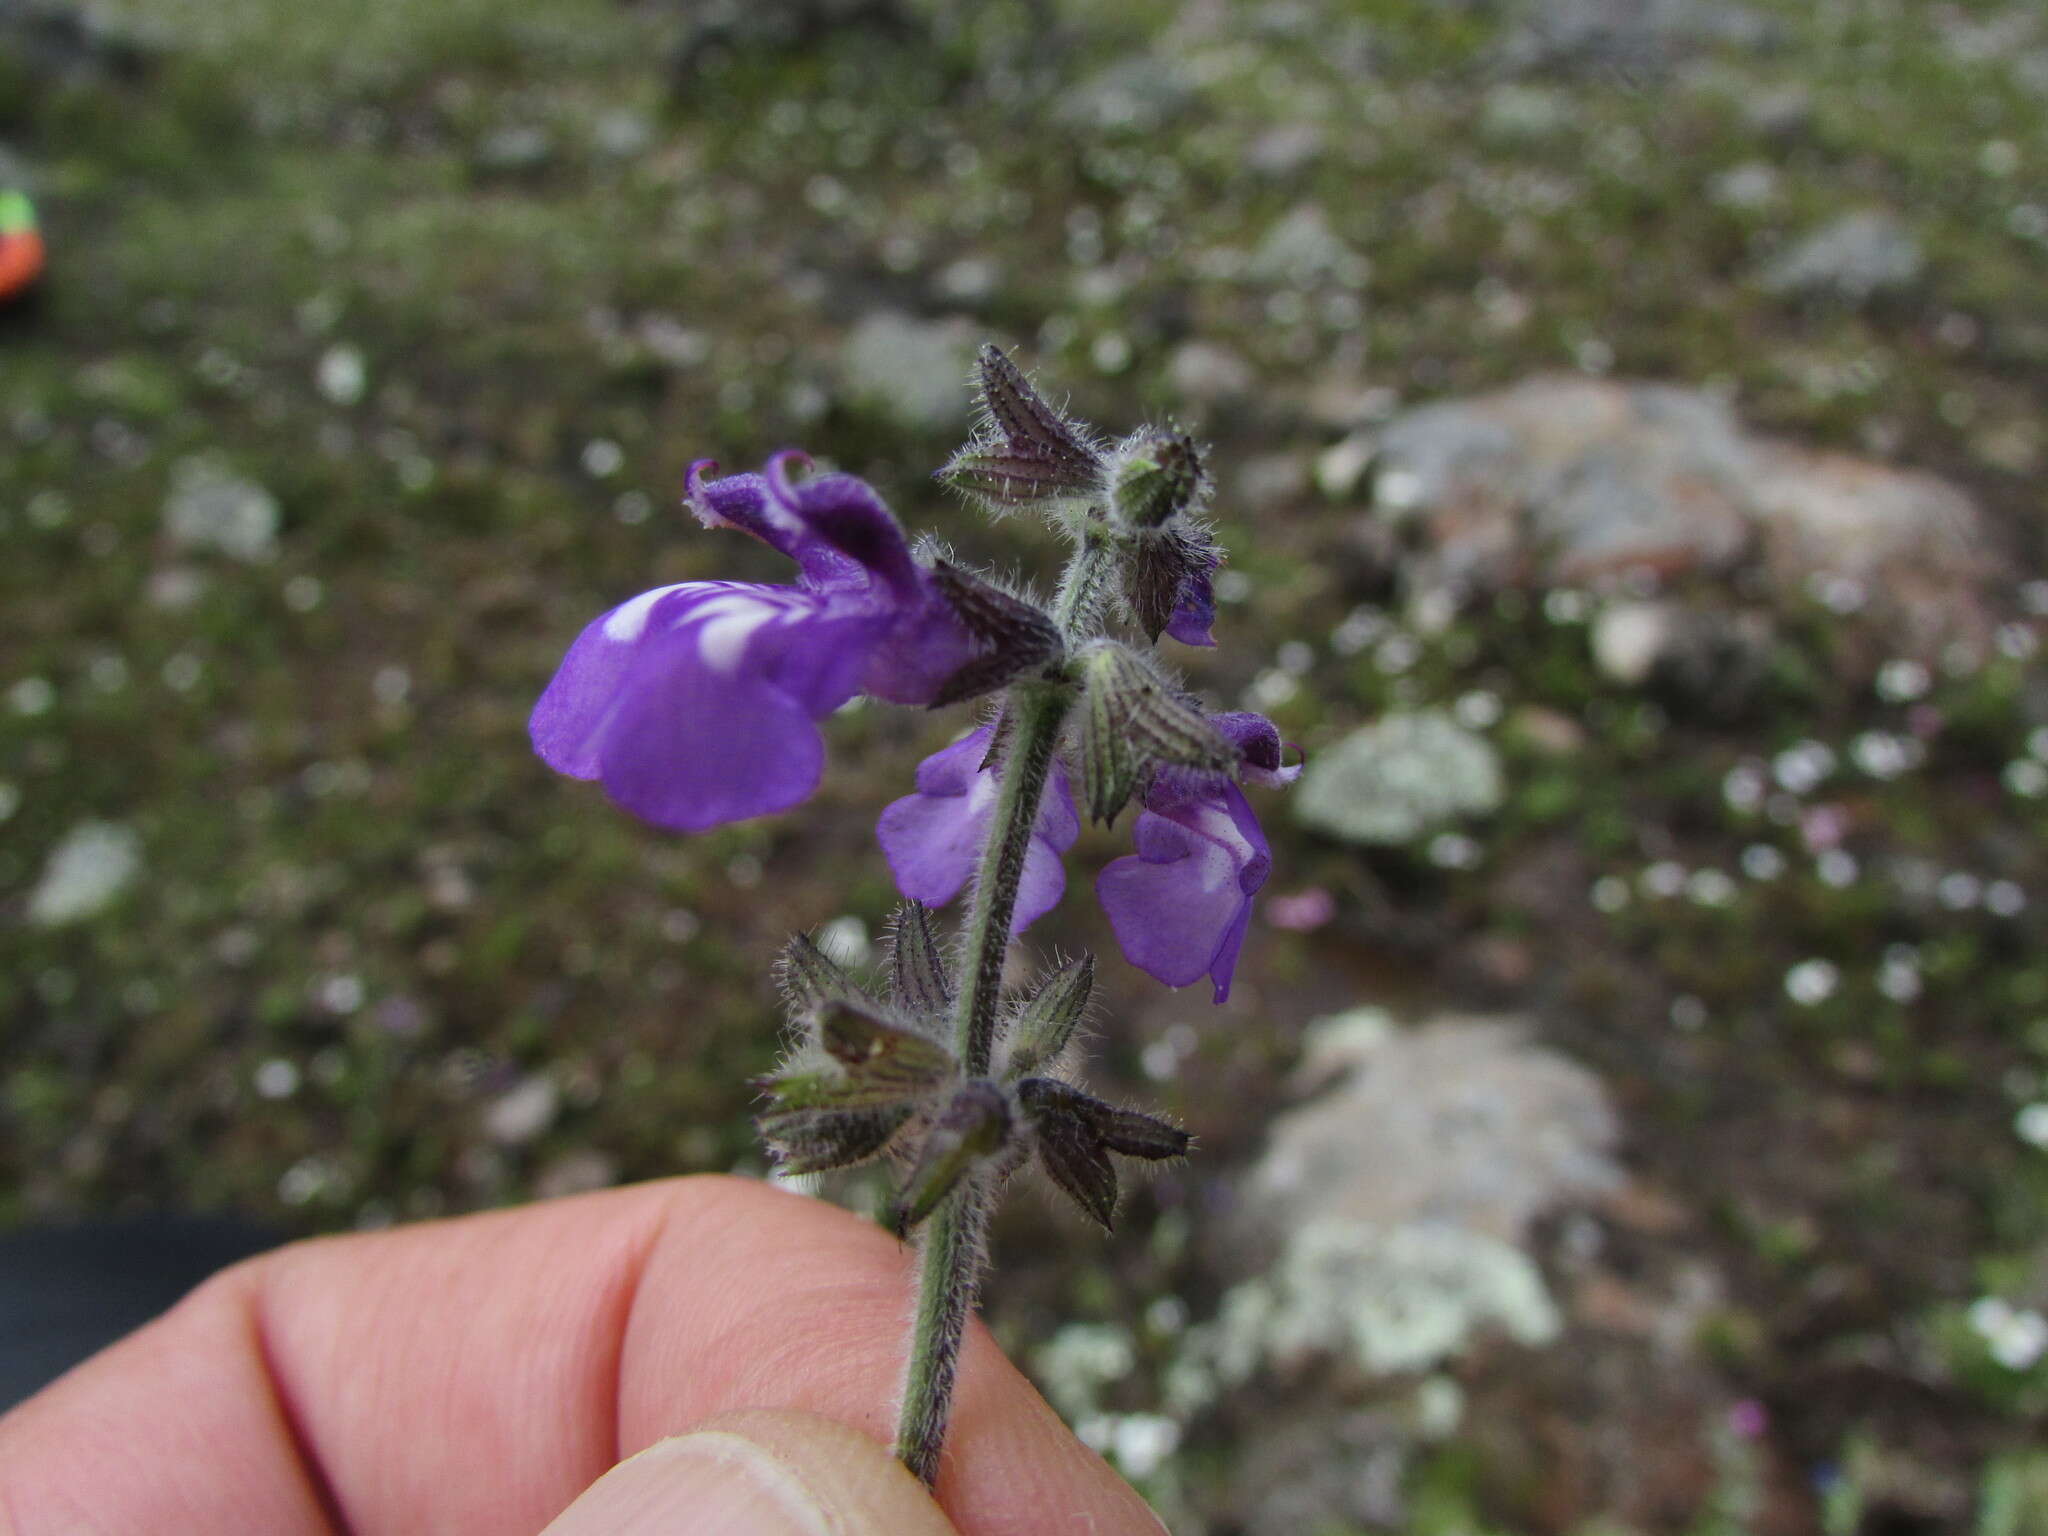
[
  {"left": 530, "top": 455, "right": 978, "bottom": 832},
  {"left": 1164, "top": 549, "right": 1217, "bottom": 648},
  {"left": 877, "top": 723, "right": 1080, "bottom": 934},
  {"left": 1096, "top": 712, "right": 1298, "bottom": 1003}
]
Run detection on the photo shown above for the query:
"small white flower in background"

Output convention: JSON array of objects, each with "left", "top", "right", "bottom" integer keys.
[
  {"left": 1329, "top": 606, "right": 1385, "bottom": 655},
  {"left": 580, "top": 438, "right": 625, "bottom": 478},
  {"left": 1590, "top": 876, "right": 1630, "bottom": 913},
  {"left": 1851, "top": 730, "right": 1919, "bottom": 779},
  {"left": 1428, "top": 832, "right": 1482, "bottom": 870},
  {"left": 2015, "top": 1103, "right": 2048, "bottom": 1150},
  {"left": 316, "top": 344, "right": 367, "bottom": 406},
  {"left": 815, "top": 914, "right": 872, "bottom": 968},
  {"left": 316, "top": 973, "right": 365, "bottom": 1015},
  {"left": 2005, "top": 759, "right": 2048, "bottom": 799},
  {"left": 1772, "top": 741, "right": 1836, "bottom": 796},
  {"left": 1723, "top": 763, "right": 1767, "bottom": 814},
  {"left": 1986, "top": 881, "right": 2027, "bottom": 918},
  {"left": 254, "top": 1059, "right": 301, "bottom": 1100},
  {"left": 1640, "top": 861, "right": 1687, "bottom": 899},
  {"left": 10, "top": 676, "right": 54, "bottom": 716},
  {"left": 1102, "top": 1413, "right": 1180, "bottom": 1479},
  {"left": 1453, "top": 689, "right": 1502, "bottom": 730},
  {"left": 1815, "top": 850, "right": 1858, "bottom": 889},
  {"left": 1686, "top": 869, "right": 1737, "bottom": 908},
  {"left": 1741, "top": 844, "right": 1786, "bottom": 881},
  {"left": 1937, "top": 872, "right": 1983, "bottom": 911},
  {"left": 1875, "top": 658, "right": 1931, "bottom": 703},
  {"left": 28, "top": 821, "right": 143, "bottom": 927},
  {"left": 1784, "top": 959, "right": 1839, "bottom": 1007},
  {"left": 1970, "top": 1296, "right": 2048, "bottom": 1372},
  {"left": 1877, "top": 949, "right": 1922, "bottom": 1004}
]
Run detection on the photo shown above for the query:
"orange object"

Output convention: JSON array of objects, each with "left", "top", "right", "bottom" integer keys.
[{"left": 0, "top": 229, "right": 45, "bottom": 301}]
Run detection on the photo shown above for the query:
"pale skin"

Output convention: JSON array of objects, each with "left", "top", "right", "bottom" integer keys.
[{"left": 0, "top": 1176, "right": 1162, "bottom": 1536}]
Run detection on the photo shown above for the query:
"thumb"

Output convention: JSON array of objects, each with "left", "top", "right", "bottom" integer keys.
[{"left": 539, "top": 1408, "right": 959, "bottom": 1536}]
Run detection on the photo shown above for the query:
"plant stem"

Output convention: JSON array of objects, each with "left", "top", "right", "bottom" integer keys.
[
  {"left": 895, "top": 676, "right": 1074, "bottom": 1486},
  {"left": 892, "top": 1172, "right": 992, "bottom": 1487},
  {"left": 950, "top": 683, "right": 1072, "bottom": 1078},
  {"left": 893, "top": 520, "right": 1114, "bottom": 1486},
  {"left": 1051, "top": 521, "right": 1116, "bottom": 643}
]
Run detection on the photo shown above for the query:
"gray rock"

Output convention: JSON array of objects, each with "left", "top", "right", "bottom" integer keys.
[
  {"left": 1247, "top": 1010, "right": 1623, "bottom": 1244},
  {"left": 1295, "top": 710, "right": 1503, "bottom": 847},
  {"left": 162, "top": 456, "right": 280, "bottom": 563},
  {"left": 837, "top": 310, "right": 978, "bottom": 432},
  {"left": 1761, "top": 210, "right": 1925, "bottom": 303},
  {"left": 1169, "top": 1013, "right": 1622, "bottom": 1410},
  {"left": 1362, "top": 375, "right": 1994, "bottom": 649}
]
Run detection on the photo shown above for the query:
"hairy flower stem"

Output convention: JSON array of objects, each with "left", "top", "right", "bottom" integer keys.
[
  {"left": 893, "top": 1173, "right": 993, "bottom": 1487},
  {"left": 1051, "top": 521, "right": 1116, "bottom": 644},
  {"left": 895, "top": 679, "right": 1074, "bottom": 1485},
  {"left": 953, "top": 685, "right": 1073, "bottom": 1076}
]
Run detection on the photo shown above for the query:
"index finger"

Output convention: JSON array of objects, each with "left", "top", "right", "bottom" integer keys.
[{"left": 0, "top": 1175, "right": 1161, "bottom": 1536}]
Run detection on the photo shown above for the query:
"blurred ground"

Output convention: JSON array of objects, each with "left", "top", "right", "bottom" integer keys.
[{"left": 4, "top": 0, "right": 2048, "bottom": 1529}]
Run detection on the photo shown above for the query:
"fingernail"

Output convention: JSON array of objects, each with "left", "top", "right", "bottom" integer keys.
[
  {"left": 540, "top": 1410, "right": 958, "bottom": 1536},
  {"left": 543, "top": 1431, "right": 832, "bottom": 1536},
  {"left": 663, "top": 1431, "right": 834, "bottom": 1536}
]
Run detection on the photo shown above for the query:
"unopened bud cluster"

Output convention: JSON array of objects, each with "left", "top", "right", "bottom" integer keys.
[{"left": 758, "top": 908, "right": 1187, "bottom": 1237}]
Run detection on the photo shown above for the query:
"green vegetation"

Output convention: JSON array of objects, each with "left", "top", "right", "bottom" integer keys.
[{"left": 4, "top": 0, "right": 2045, "bottom": 1528}]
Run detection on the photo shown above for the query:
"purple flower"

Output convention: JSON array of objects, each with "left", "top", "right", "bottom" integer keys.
[
  {"left": 877, "top": 724, "right": 1080, "bottom": 934},
  {"left": 530, "top": 455, "right": 978, "bottom": 832},
  {"left": 1164, "top": 548, "right": 1217, "bottom": 648},
  {"left": 1096, "top": 712, "right": 1297, "bottom": 1004}
]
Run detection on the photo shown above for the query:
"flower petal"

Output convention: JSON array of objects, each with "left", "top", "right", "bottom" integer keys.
[
  {"left": 1164, "top": 555, "right": 1217, "bottom": 648},
  {"left": 877, "top": 768, "right": 993, "bottom": 908},
  {"left": 1097, "top": 783, "right": 1269, "bottom": 1002},
  {"left": 529, "top": 583, "right": 698, "bottom": 780},
  {"left": 877, "top": 724, "right": 1079, "bottom": 933},
  {"left": 1210, "top": 711, "right": 1302, "bottom": 788},
  {"left": 533, "top": 581, "right": 883, "bottom": 832},
  {"left": 686, "top": 457, "right": 908, "bottom": 596}
]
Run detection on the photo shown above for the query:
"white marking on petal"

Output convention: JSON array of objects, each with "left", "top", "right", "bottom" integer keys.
[
  {"left": 603, "top": 584, "right": 690, "bottom": 642},
  {"left": 689, "top": 590, "right": 791, "bottom": 675},
  {"left": 1186, "top": 799, "right": 1257, "bottom": 869}
]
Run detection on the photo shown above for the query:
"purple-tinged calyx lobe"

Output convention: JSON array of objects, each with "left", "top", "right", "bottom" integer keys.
[
  {"left": 877, "top": 724, "right": 1080, "bottom": 935},
  {"left": 530, "top": 458, "right": 979, "bottom": 833}
]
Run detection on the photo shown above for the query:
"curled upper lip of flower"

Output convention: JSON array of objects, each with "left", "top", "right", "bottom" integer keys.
[{"left": 529, "top": 458, "right": 978, "bottom": 833}]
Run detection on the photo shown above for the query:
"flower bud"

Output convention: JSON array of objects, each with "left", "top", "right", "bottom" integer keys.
[
  {"left": 1107, "top": 430, "right": 1207, "bottom": 531},
  {"left": 891, "top": 1081, "right": 1013, "bottom": 1235}
]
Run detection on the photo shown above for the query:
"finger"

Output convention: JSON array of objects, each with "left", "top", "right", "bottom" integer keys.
[
  {"left": 0, "top": 1175, "right": 1162, "bottom": 1536},
  {"left": 539, "top": 1409, "right": 957, "bottom": 1536}
]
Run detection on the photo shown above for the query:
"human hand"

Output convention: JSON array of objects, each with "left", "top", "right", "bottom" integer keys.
[{"left": 0, "top": 1175, "right": 1164, "bottom": 1535}]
